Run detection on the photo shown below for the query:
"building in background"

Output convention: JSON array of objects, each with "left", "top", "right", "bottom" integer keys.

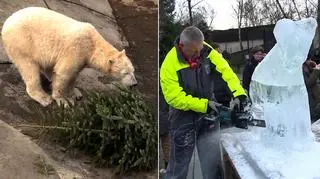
[{"left": 205, "top": 24, "right": 276, "bottom": 72}]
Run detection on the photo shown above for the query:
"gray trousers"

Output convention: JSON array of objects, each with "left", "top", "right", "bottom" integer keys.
[{"left": 165, "top": 115, "right": 224, "bottom": 179}]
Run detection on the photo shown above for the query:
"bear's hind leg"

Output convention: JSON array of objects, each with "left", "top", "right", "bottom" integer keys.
[{"left": 17, "top": 62, "right": 53, "bottom": 107}]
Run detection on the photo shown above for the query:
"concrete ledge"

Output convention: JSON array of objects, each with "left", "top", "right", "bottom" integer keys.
[{"left": 0, "top": 120, "right": 60, "bottom": 179}]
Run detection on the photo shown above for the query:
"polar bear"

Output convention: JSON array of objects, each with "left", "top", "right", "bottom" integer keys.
[{"left": 1, "top": 7, "right": 137, "bottom": 107}]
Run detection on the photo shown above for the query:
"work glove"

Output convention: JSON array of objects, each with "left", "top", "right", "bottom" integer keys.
[
  {"left": 208, "top": 100, "right": 222, "bottom": 114},
  {"left": 230, "top": 95, "right": 248, "bottom": 112},
  {"left": 230, "top": 95, "right": 249, "bottom": 129},
  {"left": 230, "top": 98, "right": 240, "bottom": 111}
]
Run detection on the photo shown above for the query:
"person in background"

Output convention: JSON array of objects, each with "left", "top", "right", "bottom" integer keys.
[
  {"left": 309, "top": 48, "right": 320, "bottom": 64},
  {"left": 303, "top": 59, "right": 320, "bottom": 122},
  {"left": 242, "top": 46, "right": 266, "bottom": 94}
]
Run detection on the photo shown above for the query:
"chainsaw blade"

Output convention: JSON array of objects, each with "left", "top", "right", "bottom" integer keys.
[{"left": 248, "top": 119, "right": 266, "bottom": 127}]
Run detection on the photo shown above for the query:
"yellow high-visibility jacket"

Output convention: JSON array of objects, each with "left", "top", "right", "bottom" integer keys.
[{"left": 160, "top": 40, "right": 247, "bottom": 114}]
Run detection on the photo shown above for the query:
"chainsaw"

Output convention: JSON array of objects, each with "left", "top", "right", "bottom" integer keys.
[{"left": 203, "top": 101, "right": 266, "bottom": 129}]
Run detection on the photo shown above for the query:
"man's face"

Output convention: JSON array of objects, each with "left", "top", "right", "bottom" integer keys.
[
  {"left": 253, "top": 51, "right": 266, "bottom": 62},
  {"left": 181, "top": 41, "right": 203, "bottom": 59}
]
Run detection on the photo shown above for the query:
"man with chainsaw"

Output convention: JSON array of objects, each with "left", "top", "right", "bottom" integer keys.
[{"left": 160, "top": 26, "right": 248, "bottom": 179}]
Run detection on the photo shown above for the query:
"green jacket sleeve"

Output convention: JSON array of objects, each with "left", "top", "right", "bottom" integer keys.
[
  {"left": 160, "top": 51, "right": 208, "bottom": 113},
  {"left": 207, "top": 47, "right": 247, "bottom": 98}
]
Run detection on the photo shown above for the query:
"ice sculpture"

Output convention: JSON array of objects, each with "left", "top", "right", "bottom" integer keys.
[{"left": 250, "top": 18, "right": 318, "bottom": 147}]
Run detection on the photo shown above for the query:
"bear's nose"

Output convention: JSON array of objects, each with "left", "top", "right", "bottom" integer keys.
[
  {"left": 129, "top": 82, "right": 138, "bottom": 90},
  {"left": 131, "top": 82, "right": 138, "bottom": 87},
  {"left": 131, "top": 75, "right": 138, "bottom": 87}
]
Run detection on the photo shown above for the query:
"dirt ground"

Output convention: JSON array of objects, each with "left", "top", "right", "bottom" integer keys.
[{"left": 0, "top": 0, "right": 158, "bottom": 178}]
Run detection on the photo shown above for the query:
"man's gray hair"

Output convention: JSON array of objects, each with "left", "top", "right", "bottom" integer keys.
[{"left": 179, "top": 26, "right": 204, "bottom": 45}]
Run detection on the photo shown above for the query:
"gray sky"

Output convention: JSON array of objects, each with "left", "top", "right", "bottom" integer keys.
[
  {"left": 207, "top": 0, "right": 237, "bottom": 30},
  {"left": 175, "top": 0, "right": 238, "bottom": 30}
]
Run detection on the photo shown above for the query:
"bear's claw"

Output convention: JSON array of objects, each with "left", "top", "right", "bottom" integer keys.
[
  {"left": 55, "top": 98, "right": 74, "bottom": 108},
  {"left": 73, "top": 88, "right": 83, "bottom": 100},
  {"left": 38, "top": 96, "right": 53, "bottom": 107}
]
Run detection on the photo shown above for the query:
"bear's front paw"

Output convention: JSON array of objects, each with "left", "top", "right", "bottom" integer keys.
[
  {"left": 39, "top": 96, "right": 53, "bottom": 107},
  {"left": 54, "top": 98, "right": 74, "bottom": 108},
  {"left": 72, "top": 88, "right": 83, "bottom": 100}
]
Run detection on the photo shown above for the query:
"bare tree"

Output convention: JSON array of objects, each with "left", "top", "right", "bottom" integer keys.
[
  {"left": 317, "top": 0, "right": 320, "bottom": 25},
  {"left": 239, "top": 0, "right": 316, "bottom": 27},
  {"left": 275, "top": 0, "right": 288, "bottom": 18},
  {"left": 233, "top": 0, "right": 244, "bottom": 56},
  {"left": 316, "top": 0, "right": 320, "bottom": 48},
  {"left": 292, "top": 0, "right": 302, "bottom": 19},
  {"left": 174, "top": 0, "right": 214, "bottom": 29},
  {"left": 193, "top": 4, "right": 215, "bottom": 29},
  {"left": 307, "top": 0, "right": 317, "bottom": 17},
  {"left": 247, "top": 0, "right": 283, "bottom": 25},
  {"left": 305, "top": 0, "right": 310, "bottom": 16},
  {"left": 243, "top": 0, "right": 261, "bottom": 26},
  {"left": 174, "top": 1, "right": 186, "bottom": 22},
  {"left": 287, "top": 1, "right": 296, "bottom": 19},
  {"left": 308, "top": 0, "right": 320, "bottom": 48},
  {"left": 183, "top": 0, "right": 205, "bottom": 25},
  {"left": 308, "top": 0, "right": 317, "bottom": 8},
  {"left": 187, "top": 0, "right": 193, "bottom": 25},
  {"left": 207, "top": 8, "right": 216, "bottom": 28}
]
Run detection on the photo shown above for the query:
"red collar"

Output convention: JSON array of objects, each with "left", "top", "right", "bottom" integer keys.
[{"left": 178, "top": 44, "right": 200, "bottom": 70}]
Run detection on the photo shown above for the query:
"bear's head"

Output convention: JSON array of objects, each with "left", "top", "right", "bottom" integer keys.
[
  {"left": 90, "top": 47, "right": 138, "bottom": 87},
  {"left": 106, "top": 50, "right": 138, "bottom": 87}
]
